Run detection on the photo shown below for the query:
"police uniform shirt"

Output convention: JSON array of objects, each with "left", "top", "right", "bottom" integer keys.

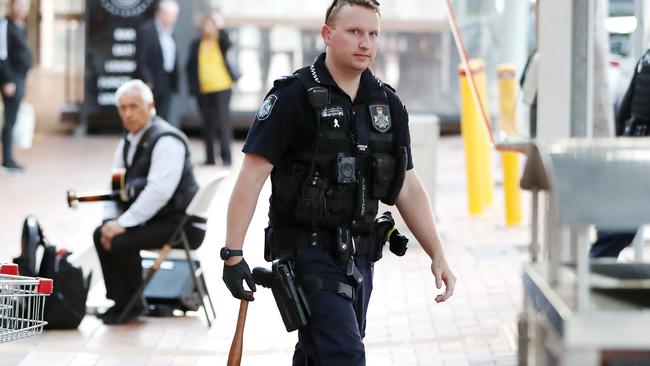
[{"left": 243, "top": 52, "right": 413, "bottom": 170}]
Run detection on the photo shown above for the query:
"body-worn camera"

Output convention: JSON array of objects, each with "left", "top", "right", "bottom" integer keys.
[
  {"left": 252, "top": 259, "right": 310, "bottom": 332},
  {"left": 336, "top": 154, "right": 357, "bottom": 184}
]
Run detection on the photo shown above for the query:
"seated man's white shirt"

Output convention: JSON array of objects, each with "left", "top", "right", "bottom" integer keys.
[{"left": 103, "top": 121, "right": 185, "bottom": 227}]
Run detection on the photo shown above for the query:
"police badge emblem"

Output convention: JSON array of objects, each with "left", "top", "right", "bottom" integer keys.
[
  {"left": 369, "top": 104, "right": 391, "bottom": 133},
  {"left": 257, "top": 94, "right": 278, "bottom": 121}
]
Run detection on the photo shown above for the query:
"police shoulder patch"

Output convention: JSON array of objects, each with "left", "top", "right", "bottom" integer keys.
[
  {"left": 257, "top": 94, "right": 278, "bottom": 121},
  {"left": 369, "top": 104, "right": 391, "bottom": 133}
]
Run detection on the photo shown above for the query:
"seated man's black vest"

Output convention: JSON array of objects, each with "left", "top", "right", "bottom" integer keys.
[
  {"left": 268, "top": 66, "right": 407, "bottom": 236},
  {"left": 123, "top": 117, "right": 198, "bottom": 219}
]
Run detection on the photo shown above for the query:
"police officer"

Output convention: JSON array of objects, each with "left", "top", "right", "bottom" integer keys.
[
  {"left": 589, "top": 49, "right": 650, "bottom": 258},
  {"left": 221, "top": 1, "right": 456, "bottom": 364}
]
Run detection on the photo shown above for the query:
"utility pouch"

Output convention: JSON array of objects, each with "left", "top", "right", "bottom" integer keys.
[
  {"left": 252, "top": 259, "right": 311, "bottom": 332},
  {"left": 294, "top": 173, "right": 327, "bottom": 229},
  {"left": 382, "top": 147, "right": 408, "bottom": 205},
  {"left": 369, "top": 153, "right": 396, "bottom": 199},
  {"left": 335, "top": 227, "right": 354, "bottom": 263},
  {"left": 264, "top": 226, "right": 274, "bottom": 262},
  {"left": 274, "top": 162, "right": 310, "bottom": 208}
]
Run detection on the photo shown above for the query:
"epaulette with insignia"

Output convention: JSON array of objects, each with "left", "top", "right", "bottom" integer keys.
[
  {"left": 373, "top": 74, "right": 396, "bottom": 93},
  {"left": 273, "top": 75, "right": 298, "bottom": 88},
  {"left": 382, "top": 83, "right": 396, "bottom": 93}
]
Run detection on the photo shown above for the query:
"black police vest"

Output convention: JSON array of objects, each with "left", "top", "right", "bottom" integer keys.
[
  {"left": 631, "top": 51, "right": 650, "bottom": 121},
  {"left": 269, "top": 67, "right": 407, "bottom": 234},
  {"left": 123, "top": 118, "right": 198, "bottom": 218}
]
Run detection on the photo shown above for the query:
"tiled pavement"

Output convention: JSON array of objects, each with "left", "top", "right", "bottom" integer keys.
[{"left": 0, "top": 132, "right": 530, "bottom": 365}]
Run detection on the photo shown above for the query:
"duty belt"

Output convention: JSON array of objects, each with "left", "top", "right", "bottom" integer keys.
[
  {"left": 300, "top": 275, "right": 355, "bottom": 301},
  {"left": 271, "top": 227, "right": 378, "bottom": 260}
]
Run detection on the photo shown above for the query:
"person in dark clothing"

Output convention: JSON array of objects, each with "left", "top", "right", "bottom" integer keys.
[
  {"left": 589, "top": 49, "right": 650, "bottom": 258},
  {"left": 616, "top": 48, "right": 650, "bottom": 137},
  {"left": 186, "top": 11, "right": 238, "bottom": 166},
  {"left": 134, "top": 0, "right": 179, "bottom": 122},
  {"left": 220, "top": 1, "right": 456, "bottom": 364},
  {"left": 0, "top": 0, "right": 31, "bottom": 172},
  {"left": 93, "top": 80, "right": 205, "bottom": 325}
]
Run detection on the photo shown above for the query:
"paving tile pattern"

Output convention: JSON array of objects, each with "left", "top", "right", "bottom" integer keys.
[{"left": 0, "top": 133, "right": 529, "bottom": 365}]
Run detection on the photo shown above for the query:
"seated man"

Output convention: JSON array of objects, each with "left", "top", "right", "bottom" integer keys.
[{"left": 94, "top": 79, "right": 205, "bottom": 325}]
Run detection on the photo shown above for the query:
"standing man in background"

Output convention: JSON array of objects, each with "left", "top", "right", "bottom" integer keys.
[
  {"left": 0, "top": 0, "right": 31, "bottom": 173},
  {"left": 135, "top": 0, "right": 179, "bottom": 123},
  {"left": 186, "top": 11, "right": 238, "bottom": 167}
]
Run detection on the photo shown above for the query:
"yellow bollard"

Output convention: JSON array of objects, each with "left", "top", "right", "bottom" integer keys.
[
  {"left": 459, "top": 59, "right": 493, "bottom": 215},
  {"left": 497, "top": 64, "right": 522, "bottom": 225},
  {"left": 473, "top": 62, "right": 494, "bottom": 207}
]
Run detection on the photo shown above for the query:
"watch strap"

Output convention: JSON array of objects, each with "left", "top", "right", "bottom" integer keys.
[{"left": 228, "top": 249, "right": 243, "bottom": 257}]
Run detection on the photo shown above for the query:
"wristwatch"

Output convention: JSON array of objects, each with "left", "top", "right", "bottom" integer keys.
[{"left": 220, "top": 247, "right": 243, "bottom": 260}]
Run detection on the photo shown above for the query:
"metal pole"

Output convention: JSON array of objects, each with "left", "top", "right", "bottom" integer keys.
[
  {"left": 538, "top": 0, "right": 573, "bottom": 138},
  {"left": 531, "top": 189, "right": 539, "bottom": 262},
  {"left": 575, "top": 226, "right": 590, "bottom": 311},
  {"left": 633, "top": 0, "right": 650, "bottom": 59},
  {"left": 634, "top": 226, "right": 645, "bottom": 261},
  {"left": 570, "top": 0, "right": 594, "bottom": 138}
]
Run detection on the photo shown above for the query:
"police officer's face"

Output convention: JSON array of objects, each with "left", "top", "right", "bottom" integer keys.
[
  {"left": 323, "top": 4, "right": 380, "bottom": 72},
  {"left": 117, "top": 90, "right": 154, "bottom": 133}
]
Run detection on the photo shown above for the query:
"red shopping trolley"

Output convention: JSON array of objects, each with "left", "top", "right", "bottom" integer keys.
[{"left": 0, "top": 263, "right": 53, "bottom": 343}]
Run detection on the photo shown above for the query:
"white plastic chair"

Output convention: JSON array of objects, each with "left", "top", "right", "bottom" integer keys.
[{"left": 118, "top": 172, "right": 229, "bottom": 327}]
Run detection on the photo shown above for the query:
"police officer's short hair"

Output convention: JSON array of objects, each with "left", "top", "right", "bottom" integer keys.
[
  {"left": 115, "top": 79, "right": 154, "bottom": 106},
  {"left": 325, "top": 0, "right": 380, "bottom": 25}
]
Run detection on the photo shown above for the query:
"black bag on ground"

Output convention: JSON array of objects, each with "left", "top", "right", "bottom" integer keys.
[{"left": 13, "top": 215, "right": 92, "bottom": 329}]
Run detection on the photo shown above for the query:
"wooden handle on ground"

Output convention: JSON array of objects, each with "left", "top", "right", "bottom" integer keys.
[{"left": 227, "top": 293, "right": 251, "bottom": 366}]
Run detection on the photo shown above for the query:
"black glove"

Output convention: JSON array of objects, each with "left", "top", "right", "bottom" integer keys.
[{"left": 222, "top": 258, "right": 256, "bottom": 301}]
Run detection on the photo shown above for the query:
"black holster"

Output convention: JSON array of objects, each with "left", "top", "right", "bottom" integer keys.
[
  {"left": 253, "top": 259, "right": 311, "bottom": 332},
  {"left": 369, "top": 211, "right": 409, "bottom": 261}
]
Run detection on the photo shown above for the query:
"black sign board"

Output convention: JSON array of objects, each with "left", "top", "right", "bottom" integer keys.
[{"left": 82, "top": 0, "right": 156, "bottom": 128}]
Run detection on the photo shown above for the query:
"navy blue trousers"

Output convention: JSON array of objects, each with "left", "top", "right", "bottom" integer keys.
[{"left": 291, "top": 246, "right": 373, "bottom": 366}]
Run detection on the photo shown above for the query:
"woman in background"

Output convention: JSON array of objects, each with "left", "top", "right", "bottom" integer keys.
[{"left": 186, "top": 11, "right": 238, "bottom": 166}]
